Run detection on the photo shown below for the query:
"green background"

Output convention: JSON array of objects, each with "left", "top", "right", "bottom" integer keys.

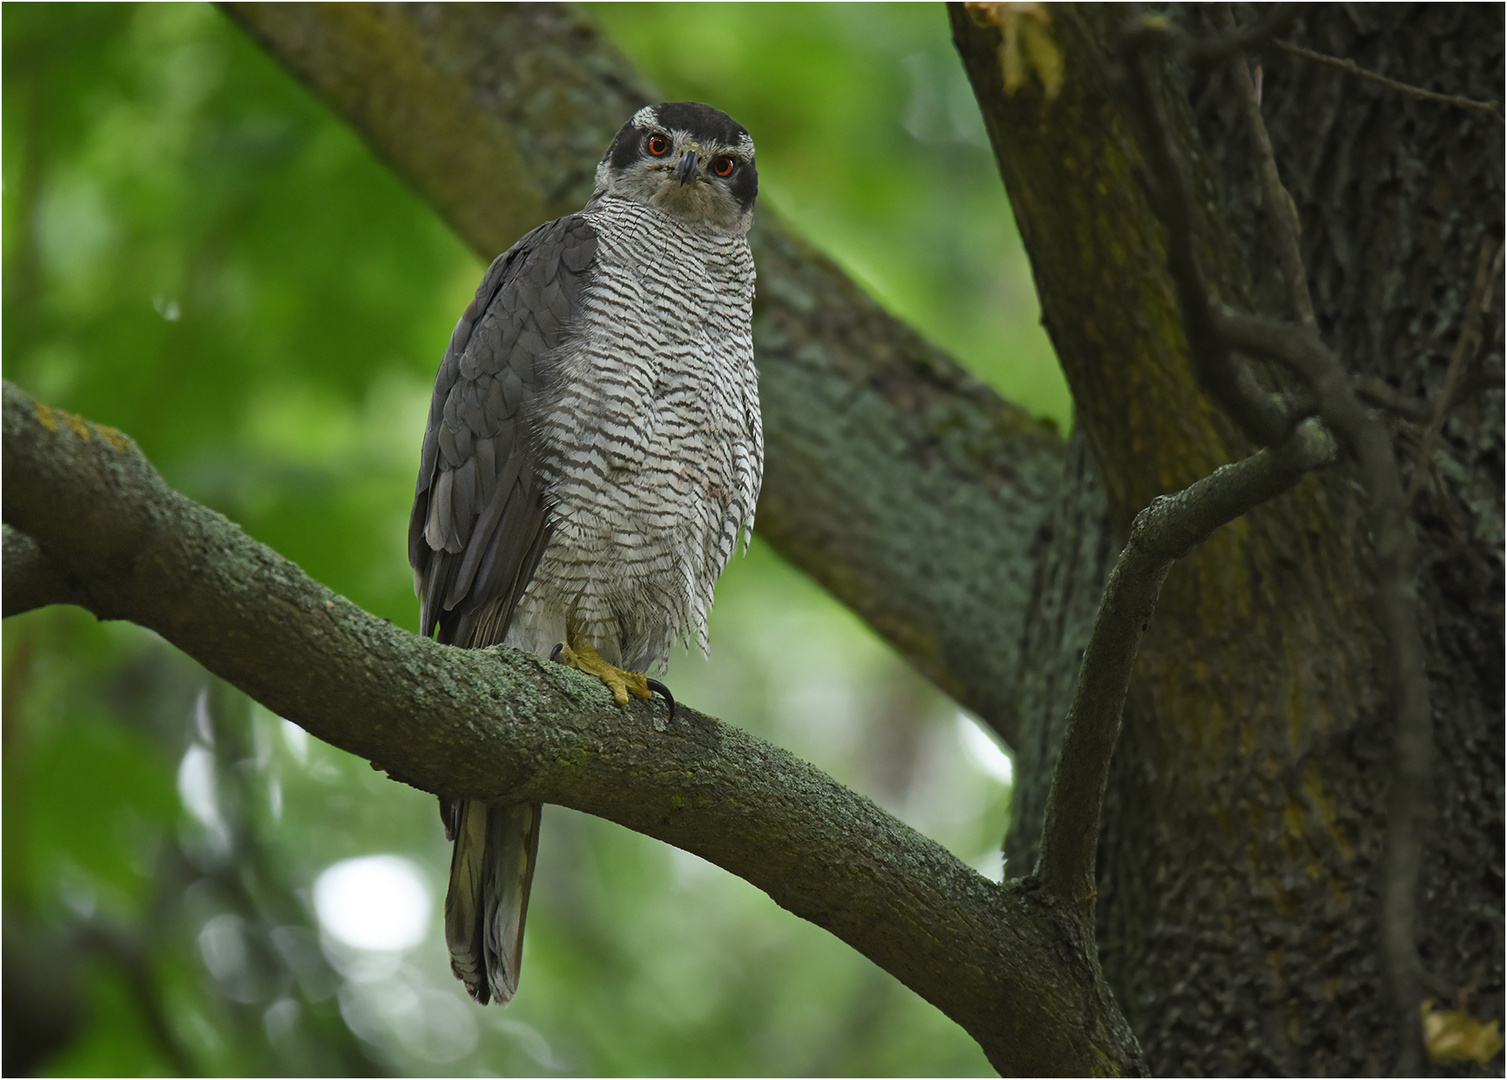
[{"left": 3, "top": 4, "right": 1062, "bottom": 1074}]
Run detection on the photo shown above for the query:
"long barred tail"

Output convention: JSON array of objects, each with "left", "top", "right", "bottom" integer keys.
[{"left": 444, "top": 800, "right": 542, "bottom": 1005}]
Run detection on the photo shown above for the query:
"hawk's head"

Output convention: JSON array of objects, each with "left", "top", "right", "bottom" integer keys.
[{"left": 595, "top": 102, "right": 757, "bottom": 236}]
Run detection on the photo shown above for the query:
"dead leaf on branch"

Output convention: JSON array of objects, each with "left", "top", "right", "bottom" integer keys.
[
  {"left": 966, "top": 1, "right": 1064, "bottom": 100},
  {"left": 1422, "top": 998, "right": 1505, "bottom": 1065}
]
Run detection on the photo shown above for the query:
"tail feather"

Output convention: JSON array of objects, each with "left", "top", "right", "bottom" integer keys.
[{"left": 445, "top": 800, "right": 542, "bottom": 1006}]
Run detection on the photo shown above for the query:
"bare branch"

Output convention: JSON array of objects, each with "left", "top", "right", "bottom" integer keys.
[
  {"left": 1119, "top": 4, "right": 1306, "bottom": 67},
  {"left": 1403, "top": 238, "right": 1502, "bottom": 513},
  {"left": 1035, "top": 420, "right": 1335, "bottom": 909},
  {"left": 954, "top": 2, "right": 1497, "bottom": 1072},
  {"left": 1355, "top": 376, "right": 1434, "bottom": 423},
  {"left": 1214, "top": 4, "right": 1316, "bottom": 328},
  {"left": 1113, "top": 13, "right": 1441, "bottom": 1066},
  {"left": 1181, "top": 3, "right": 1305, "bottom": 66},
  {"left": 1215, "top": 311, "right": 1434, "bottom": 1077},
  {"left": 1115, "top": 21, "right": 1292, "bottom": 446},
  {"left": 1273, "top": 38, "right": 1506, "bottom": 125}
]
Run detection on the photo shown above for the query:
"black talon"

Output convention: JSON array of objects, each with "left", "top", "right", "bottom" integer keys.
[
  {"left": 549, "top": 643, "right": 565, "bottom": 662},
  {"left": 645, "top": 678, "right": 676, "bottom": 722}
]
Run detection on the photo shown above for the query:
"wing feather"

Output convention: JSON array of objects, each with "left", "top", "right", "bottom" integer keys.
[
  {"left": 409, "top": 214, "right": 598, "bottom": 646},
  {"left": 416, "top": 218, "right": 594, "bottom": 1009}
]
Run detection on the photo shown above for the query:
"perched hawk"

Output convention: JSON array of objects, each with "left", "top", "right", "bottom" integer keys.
[{"left": 409, "top": 102, "right": 762, "bottom": 1005}]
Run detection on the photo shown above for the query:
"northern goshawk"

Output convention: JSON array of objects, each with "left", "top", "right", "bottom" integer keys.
[{"left": 409, "top": 102, "right": 762, "bottom": 1005}]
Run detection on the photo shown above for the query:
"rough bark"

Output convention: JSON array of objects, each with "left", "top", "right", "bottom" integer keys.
[
  {"left": 217, "top": 1, "right": 1067, "bottom": 751},
  {"left": 953, "top": 3, "right": 1503, "bottom": 1074},
  {"left": 0, "top": 380, "right": 1145, "bottom": 1077}
]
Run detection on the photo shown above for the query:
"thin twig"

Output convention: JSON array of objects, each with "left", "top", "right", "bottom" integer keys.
[
  {"left": 1355, "top": 377, "right": 1433, "bottom": 423},
  {"left": 1403, "top": 238, "right": 1502, "bottom": 514},
  {"left": 1274, "top": 38, "right": 1505, "bottom": 124},
  {"left": 1216, "top": 4, "right": 1316, "bottom": 329},
  {"left": 1355, "top": 366, "right": 1504, "bottom": 424}
]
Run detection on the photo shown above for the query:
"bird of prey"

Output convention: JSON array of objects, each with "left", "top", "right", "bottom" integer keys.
[{"left": 408, "top": 102, "right": 762, "bottom": 1005}]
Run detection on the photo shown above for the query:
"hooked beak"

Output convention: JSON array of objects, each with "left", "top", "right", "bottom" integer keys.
[{"left": 673, "top": 149, "right": 699, "bottom": 186}]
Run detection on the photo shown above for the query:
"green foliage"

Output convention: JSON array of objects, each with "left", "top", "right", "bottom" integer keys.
[
  {"left": 5, "top": 3, "right": 1031, "bottom": 1074},
  {"left": 3, "top": 0, "right": 471, "bottom": 624}
]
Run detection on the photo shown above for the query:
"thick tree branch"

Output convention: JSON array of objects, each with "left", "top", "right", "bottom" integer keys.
[
  {"left": 1, "top": 379, "right": 1144, "bottom": 1077},
  {"left": 1035, "top": 420, "right": 1335, "bottom": 910},
  {"left": 216, "top": 1, "right": 1066, "bottom": 750},
  {"left": 954, "top": 4, "right": 1499, "bottom": 1073},
  {"left": 2, "top": 525, "right": 84, "bottom": 616},
  {"left": 951, "top": 3, "right": 1266, "bottom": 528},
  {"left": 956, "top": 12, "right": 1454, "bottom": 1069}
]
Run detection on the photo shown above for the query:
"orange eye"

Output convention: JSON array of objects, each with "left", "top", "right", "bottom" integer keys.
[
  {"left": 647, "top": 133, "right": 670, "bottom": 156},
  {"left": 712, "top": 155, "right": 736, "bottom": 177}
]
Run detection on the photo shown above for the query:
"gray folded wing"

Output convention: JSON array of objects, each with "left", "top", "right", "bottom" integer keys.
[{"left": 409, "top": 213, "right": 598, "bottom": 648}]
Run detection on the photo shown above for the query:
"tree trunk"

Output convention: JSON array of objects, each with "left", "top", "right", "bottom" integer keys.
[{"left": 954, "top": 3, "right": 1503, "bottom": 1074}]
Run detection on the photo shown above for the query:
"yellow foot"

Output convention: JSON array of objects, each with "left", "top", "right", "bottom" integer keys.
[
  {"left": 549, "top": 640, "right": 676, "bottom": 725},
  {"left": 549, "top": 640, "right": 652, "bottom": 706}
]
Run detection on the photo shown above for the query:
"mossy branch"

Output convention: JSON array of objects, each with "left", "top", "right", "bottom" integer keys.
[{"left": 1, "top": 379, "right": 1144, "bottom": 1077}]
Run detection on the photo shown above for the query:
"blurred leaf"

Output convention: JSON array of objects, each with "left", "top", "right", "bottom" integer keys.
[
  {"left": 39, "top": 963, "right": 175, "bottom": 1078},
  {"left": 25, "top": 718, "right": 177, "bottom": 913}
]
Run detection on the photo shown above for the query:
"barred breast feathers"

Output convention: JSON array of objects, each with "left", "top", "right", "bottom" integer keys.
[{"left": 505, "top": 196, "right": 761, "bottom": 671}]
